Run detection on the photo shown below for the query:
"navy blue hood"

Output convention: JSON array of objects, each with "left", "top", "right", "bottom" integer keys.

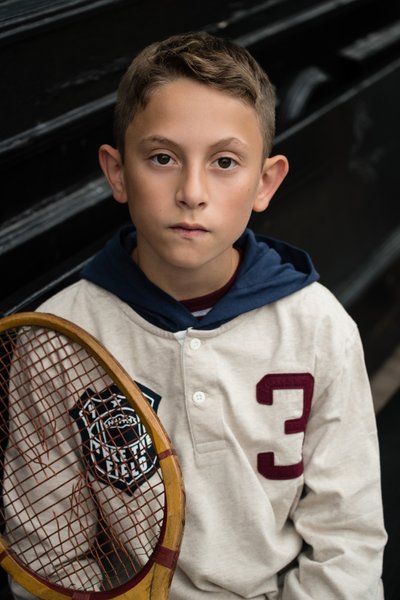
[{"left": 81, "top": 225, "right": 319, "bottom": 332}]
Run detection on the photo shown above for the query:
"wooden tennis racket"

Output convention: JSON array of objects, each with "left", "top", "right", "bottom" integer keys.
[{"left": 0, "top": 312, "right": 185, "bottom": 600}]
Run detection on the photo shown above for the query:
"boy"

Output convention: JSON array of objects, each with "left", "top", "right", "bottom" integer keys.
[{"left": 8, "top": 32, "right": 386, "bottom": 599}]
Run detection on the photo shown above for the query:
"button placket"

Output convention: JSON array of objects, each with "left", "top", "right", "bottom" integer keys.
[{"left": 183, "top": 335, "right": 227, "bottom": 453}]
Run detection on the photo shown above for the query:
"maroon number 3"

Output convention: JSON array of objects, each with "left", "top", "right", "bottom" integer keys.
[{"left": 256, "top": 373, "right": 314, "bottom": 480}]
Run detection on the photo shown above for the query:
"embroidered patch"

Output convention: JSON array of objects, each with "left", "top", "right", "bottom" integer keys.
[{"left": 70, "top": 382, "right": 161, "bottom": 495}]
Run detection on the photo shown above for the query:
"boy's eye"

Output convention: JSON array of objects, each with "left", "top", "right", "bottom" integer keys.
[
  {"left": 215, "top": 157, "right": 237, "bottom": 169},
  {"left": 151, "top": 153, "right": 174, "bottom": 166}
]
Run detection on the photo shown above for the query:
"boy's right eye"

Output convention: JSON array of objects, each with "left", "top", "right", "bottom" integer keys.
[{"left": 150, "top": 153, "right": 174, "bottom": 166}]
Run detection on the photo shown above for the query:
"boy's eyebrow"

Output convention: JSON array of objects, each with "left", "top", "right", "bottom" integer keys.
[
  {"left": 139, "top": 136, "right": 180, "bottom": 151},
  {"left": 139, "top": 135, "right": 249, "bottom": 152},
  {"left": 209, "top": 137, "right": 249, "bottom": 152}
]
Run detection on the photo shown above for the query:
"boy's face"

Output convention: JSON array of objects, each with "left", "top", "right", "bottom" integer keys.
[{"left": 100, "top": 78, "right": 288, "bottom": 298}]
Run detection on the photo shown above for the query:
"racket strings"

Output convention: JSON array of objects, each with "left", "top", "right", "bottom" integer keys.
[{"left": 0, "top": 325, "right": 166, "bottom": 592}]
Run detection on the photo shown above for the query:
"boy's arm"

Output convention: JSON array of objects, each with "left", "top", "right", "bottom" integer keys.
[{"left": 282, "top": 327, "right": 387, "bottom": 599}]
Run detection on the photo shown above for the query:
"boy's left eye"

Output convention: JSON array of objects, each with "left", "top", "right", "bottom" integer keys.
[{"left": 215, "top": 157, "right": 237, "bottom": 169}]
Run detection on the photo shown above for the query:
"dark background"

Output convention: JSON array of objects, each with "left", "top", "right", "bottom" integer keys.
[{"left": 0, "top": 0, "right": 399, "bottom": 597}]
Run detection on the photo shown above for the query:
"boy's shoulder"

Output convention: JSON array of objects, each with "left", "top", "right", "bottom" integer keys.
[
  {"left": 269, "top": 280, "right": 360, "bottom": 347},
  {"left": 38, "top": 279, "right": 119, "bottom": 325},
  {"left": 39, "top": 279, "right": 101, "bottom": 307},
  {"left": 277, "top": 280, "right": 355, "bottom": 322}
]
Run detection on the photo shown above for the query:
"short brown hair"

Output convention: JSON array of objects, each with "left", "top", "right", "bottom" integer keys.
[{"left": 114, "top": 31, "right": 276, "bottom": 160}]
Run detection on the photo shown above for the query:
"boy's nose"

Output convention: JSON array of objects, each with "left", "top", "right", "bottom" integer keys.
[{"left": 175, "top": 166, "right": 207, "bottom": 208}]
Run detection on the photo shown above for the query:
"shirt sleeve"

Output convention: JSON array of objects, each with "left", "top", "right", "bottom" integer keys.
[
  {"left": 3, "top": 344, "right": 102, "bottom": 596},
  {"left": 282, "top": 327, "right": 387, "bottom": 599},
  {"left": 4, "top": 332, "right": 163, "bottom": 598},
  {"left": 9, "top": 578, "right": 39, "bottom": 600}
]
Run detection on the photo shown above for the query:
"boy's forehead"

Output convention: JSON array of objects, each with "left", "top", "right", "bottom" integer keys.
[{"left": 126, "top": 78, "right": 264, "bottom": 149}]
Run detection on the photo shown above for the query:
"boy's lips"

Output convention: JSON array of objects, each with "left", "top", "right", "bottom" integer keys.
[{"left": 169, "top": 223, "right": 209, "bottom": 237}]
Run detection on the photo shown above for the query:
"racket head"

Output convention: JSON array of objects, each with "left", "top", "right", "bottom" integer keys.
[{"left": 0, "top": 312, "right": 185, "bottom": 600}]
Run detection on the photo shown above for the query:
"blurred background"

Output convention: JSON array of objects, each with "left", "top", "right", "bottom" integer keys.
[{"left": 0, "top": 0, "right": 399, "bottom": 597}]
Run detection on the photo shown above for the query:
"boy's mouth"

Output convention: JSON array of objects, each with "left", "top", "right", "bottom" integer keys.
[{"left": 170, "top": 223, "right": 208, "bottom": 237}]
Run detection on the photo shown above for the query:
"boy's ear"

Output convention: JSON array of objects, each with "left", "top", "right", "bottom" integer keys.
[
  {"left": 253, "top": 154, "right": 289, "bottom": 213},
  {"left": 98, "top": 144, "right": 127, "bottom": 204}
]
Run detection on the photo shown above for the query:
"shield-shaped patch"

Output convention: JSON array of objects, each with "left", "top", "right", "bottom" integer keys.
[{"left": 70, "top": 382, "right": 161, "bottom": 496}]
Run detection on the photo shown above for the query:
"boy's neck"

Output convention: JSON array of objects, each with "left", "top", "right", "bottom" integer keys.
[{"left": 131, "top": 246, "right": 241, "bottom": 301}]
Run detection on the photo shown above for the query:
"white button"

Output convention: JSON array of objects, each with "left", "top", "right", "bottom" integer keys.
[
  {"left": 192, "top": 391, "right": 206, "bottom": 405},
  {"left": 190, "top": 338, "right": 201, "bottom": 350}
]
